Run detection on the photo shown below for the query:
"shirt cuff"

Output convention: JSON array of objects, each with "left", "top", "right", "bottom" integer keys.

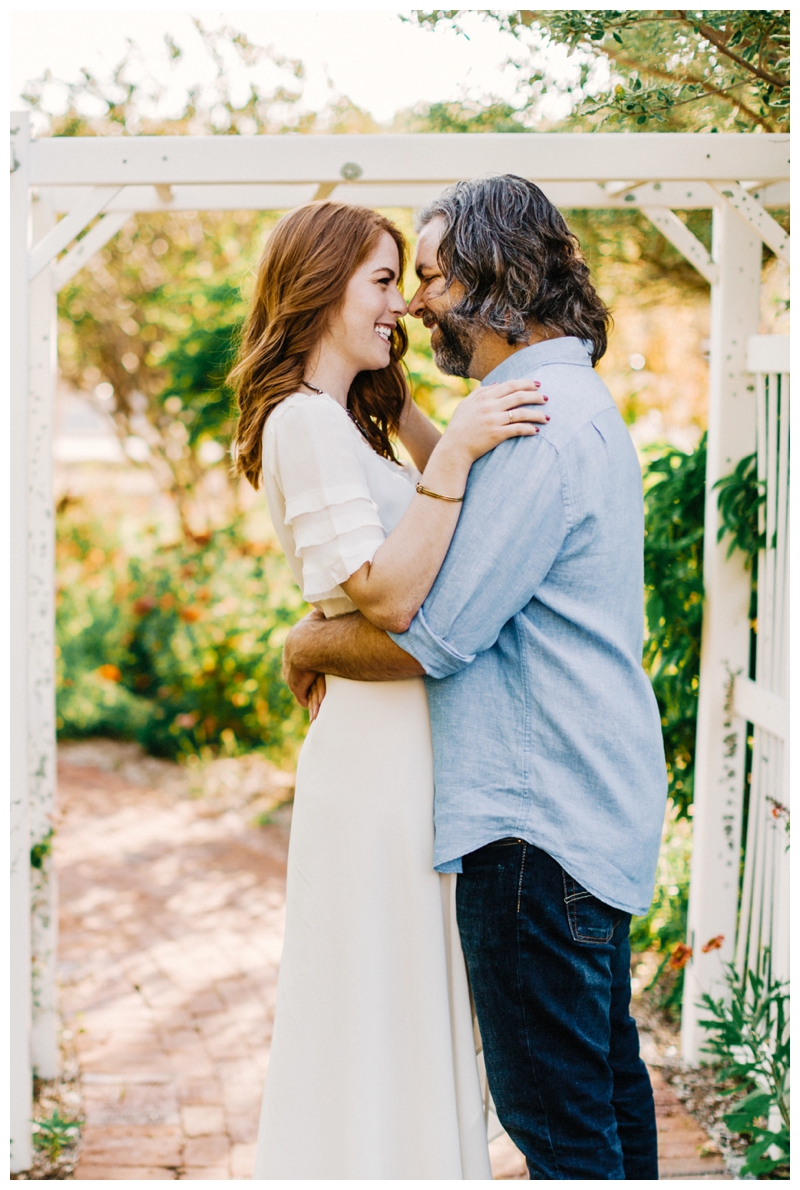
[{"left": 387, "top": 607, "right": 476, "bottom": 679}]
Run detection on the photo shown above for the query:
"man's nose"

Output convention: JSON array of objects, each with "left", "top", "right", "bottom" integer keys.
[{"left": 407, "top": 284, "right": 425, "bottom": 319}]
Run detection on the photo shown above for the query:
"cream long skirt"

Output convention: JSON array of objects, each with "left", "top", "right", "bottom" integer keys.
[{"left": 252, "top": 674, "right": 492, "bottom": 1180}]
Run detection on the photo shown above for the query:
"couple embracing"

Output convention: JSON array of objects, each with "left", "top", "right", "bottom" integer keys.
[{"left": 231, "top": 175, "right": 668, "bottom": 1181}]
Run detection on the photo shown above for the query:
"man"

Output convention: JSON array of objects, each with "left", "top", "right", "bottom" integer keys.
[{"left": 283, "top": 175, "right": 667, "bottom": 1180}]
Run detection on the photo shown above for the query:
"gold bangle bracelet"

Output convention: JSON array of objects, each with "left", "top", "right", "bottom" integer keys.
[{"left": 415, "top": 482, "right": 464, "bottom": 503}]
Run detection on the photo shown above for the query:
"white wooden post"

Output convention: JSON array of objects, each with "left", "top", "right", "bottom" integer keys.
[
  {"left": 28, "top": 192, "right": 60, "bottom": 1079},
  {"left": 10, "top": 110, "right": 33, "bottom": 1174},
  {"left": 681, "top": 200, "right": 763, "bottom": 1063}
]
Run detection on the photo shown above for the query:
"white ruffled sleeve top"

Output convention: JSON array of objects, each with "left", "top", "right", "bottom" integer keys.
[{"left": 262, "top": 391, "right": 418, "bottom": 618}]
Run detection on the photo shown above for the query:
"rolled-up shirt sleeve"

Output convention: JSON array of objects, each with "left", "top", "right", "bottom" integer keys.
[{"left": 388, "top": 433, "right": 568, "bottom": 677}]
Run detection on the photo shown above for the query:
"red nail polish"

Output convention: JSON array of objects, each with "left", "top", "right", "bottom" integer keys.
[
  {"left": 543, "top": 395, "right": 549, "bottom": 401},
  {"left": 546, "top": 415, "right": 550, "bottom": 421}
]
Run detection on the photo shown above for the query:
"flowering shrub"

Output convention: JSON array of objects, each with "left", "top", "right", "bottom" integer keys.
[{"left": 56, "top": 501, "right": 308, "bottom": 765}]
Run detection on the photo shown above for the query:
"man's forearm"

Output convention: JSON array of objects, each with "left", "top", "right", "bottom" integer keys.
[{"left": 286, "top": 610, "right": 425, "bottom": 682}]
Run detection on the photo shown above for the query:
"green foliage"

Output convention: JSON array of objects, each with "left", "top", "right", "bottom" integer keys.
[
  {"left": 56, "top": 669, "right": 154, "bottom": 741},
  {"left": 405, "top": 10, "right": 790, "bottom": 132},
  {"left": 32, "top": 1109, "right": 81, "bottom": 1160},
  {"left": 699, "top": 951, "right": 790, "bottom": 1178},
  {"left": 715, "top": 452, "right": 766, "bottom": 563},
  {"left": 56, "top": 502, "right": 308, "bottom": 765},
  {"left": 642, "top": 435, "right": 706, "bottom": 817},
  {"left": 157, "top": 287, "right": 240, "bottom": 440}
]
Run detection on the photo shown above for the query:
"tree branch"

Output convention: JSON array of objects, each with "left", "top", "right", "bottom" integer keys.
[
  {"left": 675, "top": 11, "right": 787, "bottom": 89},
  {"left": 606, "top": 52, "right": 777, "bottom": 132}
]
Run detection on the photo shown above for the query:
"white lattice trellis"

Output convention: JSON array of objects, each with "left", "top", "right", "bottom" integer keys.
[{"left": 734, "top": 337, "right": 790, "bottom": 985}]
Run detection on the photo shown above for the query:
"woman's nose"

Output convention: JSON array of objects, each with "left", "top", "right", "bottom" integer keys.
[{"left": 390, "top": 288, "right": 408, "bottom": 317}]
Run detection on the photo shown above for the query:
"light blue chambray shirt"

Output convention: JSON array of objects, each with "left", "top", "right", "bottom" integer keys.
[{"left": 388, "top": 337, "right": 667, "bottom": 917}]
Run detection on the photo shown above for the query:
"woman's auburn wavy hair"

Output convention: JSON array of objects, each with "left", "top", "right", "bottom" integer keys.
[{"left": 230, "top": 201, "right": 409, "bottom": 489}]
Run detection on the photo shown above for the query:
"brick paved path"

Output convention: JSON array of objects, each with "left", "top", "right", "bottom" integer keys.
[{"left": 54, "top": 745, "right": 729, "bottom": 1180}]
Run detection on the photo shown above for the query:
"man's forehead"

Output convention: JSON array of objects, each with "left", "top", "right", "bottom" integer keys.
[{"left": 414, "top": 215, "right": 445, "bottom": 272}]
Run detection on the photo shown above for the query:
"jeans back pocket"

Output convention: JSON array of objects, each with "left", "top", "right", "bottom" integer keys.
[{"left": 562, "top": 872, "right": 621, "bottom": 945}]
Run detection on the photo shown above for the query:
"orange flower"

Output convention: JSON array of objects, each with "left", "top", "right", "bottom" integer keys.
[
  {"left": 97, "top": 664, "right": 122, "bottom": 683},
  {"left": 133, "top": 595, "right": 157, "bottom": 615},
  {"left": 179, "top": 606, "right": 202, "bottom": 622},
  {"left": 702, "top": 935, "right": 725, "bottom": 953},
  {"left": 668, "top": 942, "right": 693, "bottom": 970}
]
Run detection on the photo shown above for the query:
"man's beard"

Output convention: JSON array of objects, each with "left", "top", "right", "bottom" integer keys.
[{"left": 430, "top": 309, "right": 478, "bottom": 377}]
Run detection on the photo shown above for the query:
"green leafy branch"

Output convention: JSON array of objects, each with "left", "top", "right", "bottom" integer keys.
[
  {"left": 699, "top": 950, "right": 790, "bottom": 1178},
  {"left": 403, "top": 10, "right": 790, "bottom": 132},
  {"left": 714, "top": 452, "right": 767, "bottom": 565}
]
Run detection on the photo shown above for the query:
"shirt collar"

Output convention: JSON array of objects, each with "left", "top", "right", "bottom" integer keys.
[{"left": 482, "top": 336, "right": 593, "bottom": 386}]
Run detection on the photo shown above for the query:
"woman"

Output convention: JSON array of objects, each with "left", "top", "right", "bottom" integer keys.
[{"left": 230, "top": 202, "right": 547, "bottom": 1179}]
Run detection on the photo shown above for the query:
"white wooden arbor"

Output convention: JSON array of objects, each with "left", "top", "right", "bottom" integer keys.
[{"left": 9, "top": 116, "right": 789, "bottom": 1171}]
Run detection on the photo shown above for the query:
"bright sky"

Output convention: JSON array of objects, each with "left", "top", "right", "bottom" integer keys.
[{"left": 10, "top": 6, "right": 591, "bottom": 128}]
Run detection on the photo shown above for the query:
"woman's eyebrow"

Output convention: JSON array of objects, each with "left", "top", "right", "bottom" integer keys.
[{"left": 372, "top": 266, "right": 397, "bottom": 279}]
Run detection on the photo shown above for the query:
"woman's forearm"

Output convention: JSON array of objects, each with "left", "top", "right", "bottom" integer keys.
[{"left": 341, "top": 435, "right": 470, "bottom": 633}]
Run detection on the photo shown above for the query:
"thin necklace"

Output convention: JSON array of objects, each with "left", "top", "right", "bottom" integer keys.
[{"left": 302, "top": 379, "right": 371, "bottom": 441}]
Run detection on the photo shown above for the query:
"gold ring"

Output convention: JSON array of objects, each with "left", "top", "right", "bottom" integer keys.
[{"left": 508, "top": 410, "right": 514, "bottom": 423}]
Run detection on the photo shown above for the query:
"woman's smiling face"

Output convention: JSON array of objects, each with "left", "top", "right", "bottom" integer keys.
[{"left": 324, "top": 231, "right": 408, "bottom": 373}]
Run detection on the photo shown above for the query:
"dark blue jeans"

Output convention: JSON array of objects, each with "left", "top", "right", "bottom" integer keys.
[{"left": 456, "top": 840, "right": 658, "bottom": 1180}]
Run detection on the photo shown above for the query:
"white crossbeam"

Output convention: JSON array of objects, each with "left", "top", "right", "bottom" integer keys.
[
  {"left": 641, "top": 207, "right": 719, "bottom": 285},
  {"left": 28, "top": 186, "right": 121, "bottom": 280},
  {"left": 733, "top": 675, "right": 788, "bottom": 740},
  {"left": 712, "top": 182, "right": 790, "bottom": 264},
  {"left": 747, "top": 334, "right": 790, "bottom": 374},
  {"left": 38, "top": 179, "right": 791, "bottom": 217},
  {"left": 52, "top": 211, "right": 132, "bottom": 290},
  {"left": 749, "top": 182, "right": 789, "bottom": 206},
  {"left": 28, "top": 133, "right": 790, "bottom": 188}
]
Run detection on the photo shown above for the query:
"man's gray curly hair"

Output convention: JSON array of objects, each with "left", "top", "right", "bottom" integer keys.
[{"left": 417, "top": 174, "right": 610, "bottom": 365}]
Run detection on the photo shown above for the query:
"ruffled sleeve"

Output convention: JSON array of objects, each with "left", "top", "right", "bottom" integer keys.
[{"left": 266, "top": 395, "right": 386, "bottom": 606}]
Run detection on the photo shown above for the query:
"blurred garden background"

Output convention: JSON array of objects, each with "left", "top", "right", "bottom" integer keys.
[{"left": 13, "top": 9, "right": 789, "bottom": 1178}]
